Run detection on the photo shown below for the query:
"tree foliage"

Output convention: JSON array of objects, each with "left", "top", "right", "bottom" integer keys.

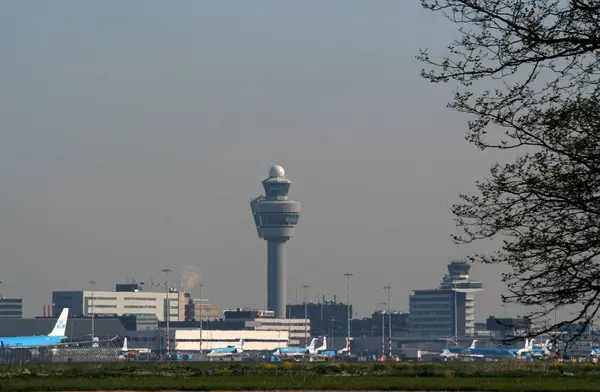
[{"left": 418, "top": 0, "right": 600, "bottom": 341}]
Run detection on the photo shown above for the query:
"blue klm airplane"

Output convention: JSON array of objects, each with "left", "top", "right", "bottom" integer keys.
[
  {"left": 272, "top": 338, "right": 318, "bottom": 357},
  {"left": 0, "top": 308, "right": 69, "bottom": 349},
  {"left": 444, "top": 339, "right": 529, "bottom": 359},
  {"left": 206, "top": 339, "right": 245, "bottom": 358}
]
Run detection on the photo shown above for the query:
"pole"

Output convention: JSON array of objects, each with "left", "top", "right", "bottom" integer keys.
[
  {"left": 344, "top": 273, "right": 353, "bottom": 340},
  {"left": 384, "top": 285, "right": 391, "bottom": 359},
  {"left": 162, "top": 266, "right": 172, "bottom": 355},
  {"left": 89, "top": 280, "right": 96, "bottom": 341},
  {"left": 302, "top": 285, "right": 309, "bottom": 346},
  {"left": 454, "top": 280, "right": 458, "bottom": 346},
  {"left": 331, "top": 318, "right": 335, "bottom": 350},
  {"left": 0, "top": 280, "right": 3, "bottom": 298},
  {"left": 379, "top": 301, "right": 386, "bottom": 360},
  {"left": 199, "top": 283, "right": 204, "bottom": 353}
]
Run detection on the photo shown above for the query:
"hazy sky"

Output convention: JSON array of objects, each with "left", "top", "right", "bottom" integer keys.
[{"left": 1, "top": 0, "right": 520, "bottom": 319}]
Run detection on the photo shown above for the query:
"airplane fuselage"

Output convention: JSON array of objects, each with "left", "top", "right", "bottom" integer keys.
[
  {"left": 272, "top": 348, "right": 310, "bottom": 357},
  {"left": 207, "top": 348, "right": 242, "bottom": 357},
  {"left": 0, "top": 335, "right": 66, "bottom": 348}
]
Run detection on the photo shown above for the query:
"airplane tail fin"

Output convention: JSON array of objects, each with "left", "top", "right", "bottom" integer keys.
[
  {"left": 543, "top": 339, "right": 550, "bottom": 348},
  {"left": 122, "top": 338, "right": 128, "bottom": 351},
  {"left": 237, "top": 339, "right": 244, "bottom": 350},
  {"left": 48, "top": 308, "right": 69, "bottom": 337},
  {"left": 307, "top": 338, "right": 317, "bottom": 350},
  {"left": 316, "top": 336, "right": 327, "bottom": 352},
  {"left": 469, "top": 339, "right": 477, "bottom": 349}
]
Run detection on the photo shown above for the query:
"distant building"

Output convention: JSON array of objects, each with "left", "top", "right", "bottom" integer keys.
[
  {"left": 409, "top": 260, "right": 483, "bottom": 337},
  {"left": 287, "top": 299, "right": 350, "bottom": 338},
  {"left": 0, "top": 298, "right": 23, "bottom": 319},
  {"left": 187, "top": 298, "right": 220, "bottom": 321},
  {"left": 52, "top": 283, "right": 219, "bottom": 322},
  {"left": 166, "top": 308, "right": 309, "bottom": 346}
]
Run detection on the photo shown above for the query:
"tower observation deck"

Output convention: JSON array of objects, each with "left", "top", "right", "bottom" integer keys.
[{"left": 250, "top": 165, "right": 301, "bottom": 318}]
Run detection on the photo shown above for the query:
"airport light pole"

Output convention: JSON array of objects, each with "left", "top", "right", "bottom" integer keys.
[
  {"left": 344, "top": 273, "right": 353, "bottom": 340},
  {"left": 89, "top": 280, "right": 96, "bottom": 340},
  {"left": 199, "top": 283, "right": 204, "bottom": 353},
  {"left": 383, "top": 285, "right": 392, "bottom": 359},
  {"left": 302, "top": 284, "right": 310, "bottom": 346},
  {"left": 454, "top": 280, "right": 458, "bottom": 346},
  {"left": 379, "top": 301, "right": 386, "bottom": 359},
  {"left": 0, "top": 280, "right": 3, "bottom": 298},
  {"left": 162, "top": 266, "right": 172, "bottom": 356}
]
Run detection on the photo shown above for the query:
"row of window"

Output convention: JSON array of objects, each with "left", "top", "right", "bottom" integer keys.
[
  {"left": 123, "top": 297, "right": 157, "bottom": 301},
  {"left": 410, "top": 296, "right": 453, "bottom": 302},
  {"left": 256, "top": 213, "right": 299, "bottom": 226},
  {"left": 0, "top": 305, "right": 23, "bottom": 310},
  {"left": 411, "top": 303, "right": 452, "bottom": 309},
  {"left": 410, "top": 324, "right": 453, "bottom": 329},
  {"left": 410, "top": 317, "right": 453, "bottom": 322},
  {"left": 124, "top": 305, "right": 157, "bottom": 309},
  {"left": 88, "top": 296, "right": 118, "bottom": 300},
  {"left": 411, "top": 311, "right": 452, "bottom": 316},
  {"left": 0, "top": 311, "right": 22, "bottom": 316}
]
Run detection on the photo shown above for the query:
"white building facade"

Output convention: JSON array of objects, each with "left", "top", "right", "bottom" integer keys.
[{"left": 53, "top": 289, "right": 187, "bottom": 322}]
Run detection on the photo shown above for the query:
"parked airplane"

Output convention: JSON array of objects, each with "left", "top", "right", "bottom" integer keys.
[
  {"left": 118, "top": 337, "right": 151, "bottom": 360},
  {"left": 337, "top": 337, "right": 353, "bottom": 355},
  {"left": 447, "top": 339, "right": 524, "bottom": 358},
  {"left": 440, "top": 348, "right": 461, "bottom": 360},
  {"left": 311, "top": 337, "right": 329, "bottom": 358},
  {"left": 523, "top": 339, "right": 552, "bottom": 359},
  {"left": 443, "top": 340, "right": 483, "bottom": 358},
  {"left": 206, "top": 339, "right": 244, "bottom": 358},
  {"left": 0, "top": 308, "right": 70, "bottom": 349},
  {"left": 590, "top": 347, "right": 600, "bottom": 362},
  {"left": 272, "top": 338, "right": 317, "bottom": 357}
]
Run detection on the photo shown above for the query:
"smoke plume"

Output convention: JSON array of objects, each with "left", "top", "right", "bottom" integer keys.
[{"left": 180, "top": 264, "right": 202, "bottom": 293}]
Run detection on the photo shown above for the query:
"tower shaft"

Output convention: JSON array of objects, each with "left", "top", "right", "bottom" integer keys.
[{"left": 267, "top": 240, "right": 287, "bottom": 317}]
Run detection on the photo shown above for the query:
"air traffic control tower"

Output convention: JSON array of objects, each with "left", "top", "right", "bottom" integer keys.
[{"left": 250, "top": 165, "right": 301, "bottom": 318}]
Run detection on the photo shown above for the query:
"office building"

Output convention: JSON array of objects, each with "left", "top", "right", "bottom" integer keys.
[
  {"left": 409, "top": 260, "right": 483, "bottom": 337},
  {"left": 287, "top": 299, "right": 350, "bottom": 338},
  {"left": 0, "top": 298, "right": 23, "bottom": 319},
  {"left": 52, "top": 283, "right": 215, "bottom": 322},
  {"left": 187, "top": 298, "right": 221, "bottom": 321}
]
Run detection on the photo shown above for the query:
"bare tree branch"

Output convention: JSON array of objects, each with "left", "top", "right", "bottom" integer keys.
[{"left": 419, "top": 0, "right": 600, "bottom": 346}]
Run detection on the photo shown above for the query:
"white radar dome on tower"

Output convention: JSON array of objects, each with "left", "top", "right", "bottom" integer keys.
[{"left": 269, "top": 165, "right": 285, "bottom": 178}]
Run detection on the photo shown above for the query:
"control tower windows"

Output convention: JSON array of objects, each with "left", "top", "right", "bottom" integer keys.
[
  {"left": 257, "top": 213, "right": 299, "bottom": 226},
  {"left": 263, "top": 183, "right": 290, "bottom": 198}
]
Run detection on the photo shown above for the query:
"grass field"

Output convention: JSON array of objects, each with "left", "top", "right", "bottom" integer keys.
[{"left": 1, "top": 361, "right": 599, "bottom": 391}]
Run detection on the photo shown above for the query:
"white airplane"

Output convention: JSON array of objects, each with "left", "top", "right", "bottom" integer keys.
[
  {"left": 522, "top": 339, "right": 553, "bottom": 359},
  {"left": 337, "top": 337, "right": 353, "bottom": 355},
  {"left": 118, "top": 337, "right": 151, "bottom": 360},
  {"left": 315, "top": 337, "right": 327, "bottom": 353}
]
